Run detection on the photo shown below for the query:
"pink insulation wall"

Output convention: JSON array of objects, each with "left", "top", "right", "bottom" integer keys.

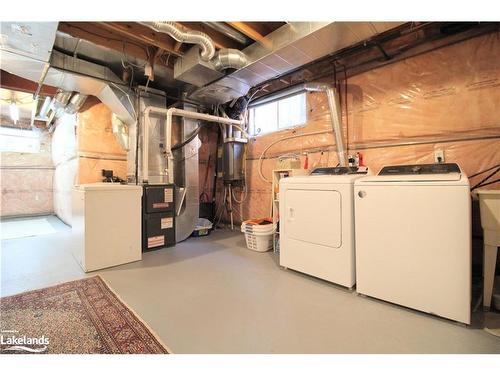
[
  {"left": 1, "top": 131, "right": 54, "bottom": 217},
  {"left": 211, "top": 32, "right": 500, "bottom": 223},
  {"left": 77, "top": 98, "right": 127, "bottom": 184}
]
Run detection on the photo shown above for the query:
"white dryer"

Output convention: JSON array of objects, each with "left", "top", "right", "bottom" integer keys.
[
  {"left": 279, "top": 167, "right": 368, "bottom": 288},
  {"left": 354, "top": 163, "right": 471, "bottom": 324}
]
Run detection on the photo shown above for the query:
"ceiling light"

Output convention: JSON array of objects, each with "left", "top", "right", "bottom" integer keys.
[{"left": 9, "top": 102, "right": 19, "bottom": 124}]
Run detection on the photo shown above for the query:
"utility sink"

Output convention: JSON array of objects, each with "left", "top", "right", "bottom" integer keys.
[
  {"left": 477, "top": 190, "right": 500, "bottom": 243},
  {"left": 477, "top": 189, "right": 500, "bottom": 313}
]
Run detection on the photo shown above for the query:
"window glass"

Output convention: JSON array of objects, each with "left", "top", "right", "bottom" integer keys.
[
  {"left": 249, "top": 92, "right": 307, "bottom": 136},
  {"left": 278, "top": 93, "right": 306, "bottom": 129}
]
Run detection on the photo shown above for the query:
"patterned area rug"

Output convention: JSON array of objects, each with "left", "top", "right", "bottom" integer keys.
[{"left": 0, "top": 276, "right": 169, "bottom": 354}]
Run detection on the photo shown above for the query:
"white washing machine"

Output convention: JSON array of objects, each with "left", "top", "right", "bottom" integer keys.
[
  {"left": 354, "top": 163, "right": 471, "bottom": 324},
  {"left": 279, "top": 167, "right": 369, "bottom": 288}
]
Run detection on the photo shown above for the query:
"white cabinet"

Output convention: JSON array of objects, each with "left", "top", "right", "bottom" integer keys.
[{"left": 72, "top": 183, "right": 143, "bottom": 272}]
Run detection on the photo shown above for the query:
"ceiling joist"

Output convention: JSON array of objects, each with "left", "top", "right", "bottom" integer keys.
[
  {"left": 177, "top": 22, "right": 243, "bottom": 50},
  {"left": 97, "top": 22, "right": 183, "bottom": 58},
  {"left": 227, "top": 22, "right": 266, "bottom": 42}
]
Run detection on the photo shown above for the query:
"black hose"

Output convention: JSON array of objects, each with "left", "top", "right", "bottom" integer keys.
[
  {"left": 470, "top": 166, "right": 500, "bottom": 191},
  {"left": 469, "top": 164, "right": 500, "bottom": 178},
  {"left": 472, "top": 178, "right": 500, "bottom": 191},
  {"left": 171, "top": 125, "right": 203, "bottom": 151}
]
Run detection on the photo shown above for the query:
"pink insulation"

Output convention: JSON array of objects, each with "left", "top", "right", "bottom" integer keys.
[
  {"left": 216, "top": 31, "right": 500, "bottom": 222},
  {"left": 77, "top": 98, "right": 128, "bottom": 183}
]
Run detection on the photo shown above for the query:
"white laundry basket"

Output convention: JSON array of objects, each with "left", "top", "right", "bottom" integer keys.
[{"left": 241, "top": 218, "right": 275, "bottom": 252}]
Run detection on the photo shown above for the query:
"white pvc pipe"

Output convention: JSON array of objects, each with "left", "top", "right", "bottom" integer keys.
[{"left": 142, "top": 106, "right": 245, "bottom": 184}]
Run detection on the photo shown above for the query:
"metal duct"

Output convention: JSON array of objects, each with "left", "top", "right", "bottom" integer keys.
[
  {"left": 174, "top": 45, "right": 224, "bottom": 87},
  {"left": 111, "top": 114, "right": 129, "bottom": 151},
  {"left": 141, "top": 22, "right": 216, "bottom": 61},
  {"left": 303, "top": 82, "right": 348, "bottom": 167},
  {"left": 190, "top": 22, "right": 403, "bottom": 104},
  {"left": 212, "top": 49, "right": 247, "bottom": 71},
  {"left": 0, "top": 48, "right": 136, "bottom": 127},
  {"left": 52, "top": 91, "right": 73, "bottom": 112},
  {"left": 65, "top": 93, "right": 88, "bottom": 114},
  {"left": 173, "top": 104, "right": 200, "bottom": 242},
  {"left": 204, "top": 22, "right": 251, "bottom": 45}
]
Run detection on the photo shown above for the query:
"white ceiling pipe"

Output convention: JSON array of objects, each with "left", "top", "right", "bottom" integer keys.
[{"left": 142, "top": 106, "right": 245, "bottom": 184}]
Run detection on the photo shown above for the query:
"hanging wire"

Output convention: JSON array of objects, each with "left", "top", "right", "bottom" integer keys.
[{"left": 470, "top": 165, "right": 500, "bottom": 191}]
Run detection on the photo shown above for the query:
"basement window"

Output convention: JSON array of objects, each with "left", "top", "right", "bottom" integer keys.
[
  {"left": 0, "top": 127, "right": 41, "bottom": 153},
  {"left": 248, "top": 92, "right": 307, "bottom": 136}
]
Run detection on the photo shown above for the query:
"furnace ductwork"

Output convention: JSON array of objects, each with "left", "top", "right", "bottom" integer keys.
[
  {"left": 212, "top": 48, "right": 248, "bottom": 71},
  {"left": 142, "top": 21, "right": 216, "bottom": 61}
]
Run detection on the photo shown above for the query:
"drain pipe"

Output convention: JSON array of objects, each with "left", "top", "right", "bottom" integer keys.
[
  {"left": 142, "top": 107, "right": 246, "bottom": 184},
  {"left": 303, "top": 82, "right": 348, "bottom": 167}
]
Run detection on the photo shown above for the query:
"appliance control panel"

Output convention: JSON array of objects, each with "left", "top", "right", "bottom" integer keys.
[
  {"left": 378, "top": 163, "right": 460, "bottom": 175},
  {"left": 310, "top": 166, "right": 369, "bottom": 175}
]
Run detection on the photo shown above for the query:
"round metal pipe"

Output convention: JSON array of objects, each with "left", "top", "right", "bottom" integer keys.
[{"left": 204, "top": 22, "right": 251, "bottom": 45}]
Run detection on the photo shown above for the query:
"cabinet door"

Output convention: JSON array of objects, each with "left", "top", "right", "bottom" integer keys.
[{"left": 284, "top": 189, "right": 342, "bottom": 248}]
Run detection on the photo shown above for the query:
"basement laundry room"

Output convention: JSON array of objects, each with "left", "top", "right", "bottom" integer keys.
[{"left": 0, "top": 3, "right": 500, "bottom": 370}]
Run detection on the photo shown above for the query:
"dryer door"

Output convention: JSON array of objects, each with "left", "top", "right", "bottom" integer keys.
[{"left": 284, "top": 189, "right": 342, "bottom": 248}]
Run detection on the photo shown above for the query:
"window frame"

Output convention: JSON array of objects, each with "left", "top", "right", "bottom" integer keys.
[{"left": 248, "top": 90, "right": 308, "bottom": 137}]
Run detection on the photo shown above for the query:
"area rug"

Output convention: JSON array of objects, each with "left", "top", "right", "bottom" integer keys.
[{"left": 0, "top": 276, "right": 170, "bottom": 354}]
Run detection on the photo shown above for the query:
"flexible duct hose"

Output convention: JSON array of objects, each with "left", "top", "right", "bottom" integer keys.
[{"left": 142, "top": 21, "right": 216, "bottom": 61}]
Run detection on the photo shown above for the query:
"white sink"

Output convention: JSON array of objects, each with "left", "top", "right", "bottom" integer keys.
[{"left": 477, "top": 190, "right": 500, "bottom": 244}]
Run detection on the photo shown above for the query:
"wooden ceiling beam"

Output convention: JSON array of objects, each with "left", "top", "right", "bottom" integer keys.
[
  {"left": 0, "top": 70, "right": 58, "bottom": 96},
  {"left": 244, "top": 22, "right": 285, "bottom": 36},
  {"left": 97, "top": 22, "right": 183, "bottom": 58},
  {"left": 59, "top": 22, "right": 149, "bottom": 61},
  {"left": 58, "top": 22, "right": 175, "bottom": 69},
  {"left": 227, "top": 22, "right": 266, "bottom": 42}
]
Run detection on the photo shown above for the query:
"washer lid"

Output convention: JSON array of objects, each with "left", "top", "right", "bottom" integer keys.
[
  {"left": 378, "top": 163, "right": 460, "bottom": 176},
  {"left": 358, "top": 173, "right": 463, "bottom": 183},
  {"left": 356, "top": 163, "right": 464, "bottom": 183},
  {"left": 281, "top": 173, "right": 367, "bottom": 184}
]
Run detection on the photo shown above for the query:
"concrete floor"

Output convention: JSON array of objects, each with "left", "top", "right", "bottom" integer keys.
[{"left": 1, "top": 215, "right": 499, "bottom": 353}]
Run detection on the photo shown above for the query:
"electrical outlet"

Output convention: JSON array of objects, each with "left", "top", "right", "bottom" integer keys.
[{"left": 434, "top": 150, "right": 445, "bottom": 163}]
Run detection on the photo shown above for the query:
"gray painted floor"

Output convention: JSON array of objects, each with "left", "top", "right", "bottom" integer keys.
[{"left": 1, "top": 215, "right": 499, "bottom": 353}]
